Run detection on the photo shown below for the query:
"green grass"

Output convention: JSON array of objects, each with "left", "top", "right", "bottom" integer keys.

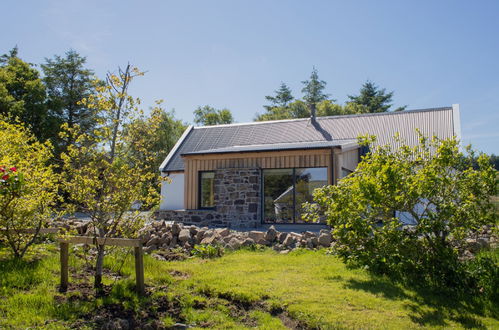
[{"left": 0, "top": 244, "right": 498, "bottom": 329}]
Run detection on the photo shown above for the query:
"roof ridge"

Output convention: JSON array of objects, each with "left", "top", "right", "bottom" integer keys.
[{"left": 192, "top": 106, "right": 453, "bottom": 129}]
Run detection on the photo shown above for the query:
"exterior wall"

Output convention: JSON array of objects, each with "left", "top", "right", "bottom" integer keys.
[
  {"left": 156, "top": 167, "right": 261, "bottom": 228},
  {"left": 342, "top": 148, "right": 359, "bottom": 174},
  {"left": 183, "top": 148, "right": 332, "bottom": 209},
  {"left": 159, "top": 173, "right": 184, "bottom": 210}
]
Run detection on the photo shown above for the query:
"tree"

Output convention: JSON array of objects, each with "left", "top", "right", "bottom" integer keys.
[
  {"left": 125, "top": 101, "right": 186, "bottom": 198},
  {"left": 61, "top": 65, "right": 157, "bottom": 290},
  {"left": 0, "top": 118, "right": 59, "bottom": 259},
  {"left": 301, "top": 67, "right": 331, "bottom": 115},
  {"left": 193, "top": 105, "right": 233, "bottom": 126},
  {"left": 347, "top": 80, "right": 406, "bottom": 113},
  {"left": 305, "top": 133, "right": 497, "bottom": 291},
  {"left": 264, "top": 82, "right": 294, "bottom": 110},
  {"left": 0, "top": 47, "right": 50, "bottom": 140},
  {"left": 41, "top": 50, "right": 98, "bottom": 156}
]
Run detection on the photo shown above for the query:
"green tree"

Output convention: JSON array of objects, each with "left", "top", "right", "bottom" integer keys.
[
  {"left": 41, "top": 50, "right": 98, "bottom": 156},
  {"left": 306, "top": 133, "right": 497, "bottom": 291},
  {"left": 62, "top": 65, "right": 157, "bottom": 290},
  {"left": 347, "top": 80, "right": 406, "bottom": 113},
  {"left": 193, "top": 105, "right": 233, "bottom": 126},
  {"left": 301, "top": 67, "right": 331, "bottom": 114},
  {"left": 0, "top": 47, "right": 49, "bottom": 140},
  {"left": 264, "top": 82, "right": 294, "bottom": 110},
  {"left": 0, "top": 117, "right": 59, "bottom": 259},
  {"left": 125, "top": 101, "right": 186, "bottom": 197}
]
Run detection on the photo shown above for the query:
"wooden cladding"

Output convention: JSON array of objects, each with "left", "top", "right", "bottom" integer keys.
[{"left": 183, "top": 149, "right": 334, "bottom": 210}]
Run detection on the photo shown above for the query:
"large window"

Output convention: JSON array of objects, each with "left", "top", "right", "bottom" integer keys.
[
  {"left": 199, "top": 171, "right": 215, "bottom": 208},
  {"left": 263, "top": 167, "right": 328, "bottom": 224}
]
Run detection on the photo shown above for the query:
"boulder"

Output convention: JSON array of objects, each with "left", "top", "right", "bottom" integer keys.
[
  {"left": 228, "top": 237, "right": 242, "bottom": 249},
  {"left": 189, "top": 226, "right": 198, "bottom": 236},
  {"left": 171, "top": 222, "right": 182, "bottom": 236},
  {"left": 196, "top": 229, "right": 206, "bottom": 242},
  {"left": 146, "top": 236, "right": 160, "bottom": 247},
  {"left": 302, "top": 231, "right": 316, "bottom": 239},
  {"left": 256, "top": 238, "right": 270, "bottom": 246},
  {"left": 278, "top": 232, "right": 288, "bottom": 244},
  {"left": 76, "top": 222, "right": 89, "bottom": 235},
  {"left": 178, "top": 229, "right": 191, "bottom": 243},
  {"left": 248, "top": 231, "right": 265, "bottom": 242},
  {"left": 241, "top": 237, "right": 255, "bottom": 246},
  {"left": 104, "top": 318, "right": 130, "bottom": 330},
  {"left": 264, "top": 225, "right": 278, "bottom": 242},
  {"left": 201, "top": 235, "right": 219, "bottom": 245},
  {"left": 318, "top": 233, "right": 332, "bottom": 247},
  {"left": 216, "top": 228, "right": 230, "bottom": 237},
  {"left": 160, "top": 233, "right": 172, "bottom": 246},
  {"left": 283, "top": 235, "right": 296, "bottom": 248}
]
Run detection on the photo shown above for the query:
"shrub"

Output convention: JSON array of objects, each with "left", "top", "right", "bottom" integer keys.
[
  {"left": 0, "top": 118, "right": 59, "bottom": 258},
  {"left": 191, "top": 244, "right": 224, "bottom": 259},
  {"left": 306, "top": 133, "right": 497, "bottom": 292}
]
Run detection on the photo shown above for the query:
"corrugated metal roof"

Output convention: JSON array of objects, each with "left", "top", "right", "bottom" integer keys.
[
  {"left": 161, "top": 106, "right": 456, "bottom": 172},
  {"left": 182, "top": 139, "right": 357, "bottom": 155}
]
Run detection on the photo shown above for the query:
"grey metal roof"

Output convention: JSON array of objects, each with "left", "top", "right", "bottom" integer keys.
[
  {"left": 182, "top": 139, "right": 357, "bottom": 156},
  {"left": 161, "top": 106, "right": 458, "bottom": 172}
]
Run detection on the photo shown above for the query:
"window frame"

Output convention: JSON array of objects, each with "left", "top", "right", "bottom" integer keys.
[
  {"left": 198, "top": 171, "right": 216, "bottom": 209},
  {"left": 261, "top": 166, "right": 328, "bottom": 224}
]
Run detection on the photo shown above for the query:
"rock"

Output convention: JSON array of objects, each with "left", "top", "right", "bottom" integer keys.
[
  {"left": 278, "top": 232, "right": 288, "bottom": 244},
  {"left": 318, "top": 233, "right": 332, "bottom": 247},
  {"left": 264, "top": 225, "right": 278, "bottom": 242},
  {"left": 311, "top": 236, "right": 319, "bottom": 248},
  {"left": 256, "top": 238, "right": 270, "bottom": 246},
  {"left": 283, "top": 235, "right": 296, "bottom": 248},
  {"left": 242, "top": 237, "right": 255, "bottom": 246},
  {"left": 146, "top": 236, "right": 160, "bottom": 247},
  {"left": 302, "top": 231, "right": 315, "bottom": 239},
  {"left": 178, "top": 229, "right": 191, "bottom": 243},
  {"left": 201, "top": 235, "right": 219, "bottom": 245},
  {"left": 280, "top": 250, "right": 290, "bottom": 254},
  {"left": 171, "top": 222, "right": 182, "bottom": 236},
  {"left": 477, "top": 238, "right": 490, "bottom": 249},
  {"left": 189, "top": 226, "right": 198, "bottom": 236},
  {"left": 196, "top": 229, "right": 206, "bottom": 242},
  {"left": 248, "top": 231, "right": 265, "bottom": 241},
  {"left": 216, "top": 228, "right": 230, "bottom": 237},
  {"left": 228, "top": 237, "right": 242, "bottom": 249},
  {"left": 319, "top": 228, "right": 331, "bottom": 236},
  {"left": 76, "top": 222, "right": 88, "bottom": 235},
  {"left": 171, "top": 323, "right": 188, "bottom": 330},
  {"left": 169, "top": 236, "right": 178, "bottom": 248},
  {"left": 160, "top": 233, "right": 172, "bottom": 246},
  {"left": 104, "top": 318, "right": 129, "bottom": 330},
  {"left": 144, "top": 245, "right": 157, "bottom": 253}
]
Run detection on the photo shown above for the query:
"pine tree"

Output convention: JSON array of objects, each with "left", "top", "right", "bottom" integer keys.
[
  {"left": 347, "top": 80, "right": 406, "bottom": 113},
  {"left": 264, "top": 82, "right": 294, "bottom": 110}
]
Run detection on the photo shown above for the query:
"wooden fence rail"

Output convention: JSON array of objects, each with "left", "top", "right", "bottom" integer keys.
[{"left": 57, "top": 236, "right": 145, "bottom": 295}]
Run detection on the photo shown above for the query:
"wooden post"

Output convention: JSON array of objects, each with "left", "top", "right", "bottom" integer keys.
[
  {"left": 134, "top": 245, "right": 145, "bottom": 296},
  {"left": 60, "top": 242, "right": 69, "bottom": 292}
]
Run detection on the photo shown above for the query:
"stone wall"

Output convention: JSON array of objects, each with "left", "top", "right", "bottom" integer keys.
[{"left": 156, "top": 167, "right": 261, "bottom": 228}]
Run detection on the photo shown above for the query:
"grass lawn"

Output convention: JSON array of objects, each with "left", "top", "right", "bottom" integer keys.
[{"left": 0, "top": 244, "right": 498, "bottom": 329}]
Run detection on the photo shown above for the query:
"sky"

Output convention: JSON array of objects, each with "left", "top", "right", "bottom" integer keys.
[{"left": 2, "top": 0, "right": 498, "bottom": 154}]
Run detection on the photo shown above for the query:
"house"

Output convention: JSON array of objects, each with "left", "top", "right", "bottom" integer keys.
[{"left": 157, "top": 105, "right": 461, "bottom": 228}]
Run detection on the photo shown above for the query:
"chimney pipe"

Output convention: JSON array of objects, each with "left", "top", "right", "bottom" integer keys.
[{"left": 310, "top": 103, "right": 317, "bottom": 124}]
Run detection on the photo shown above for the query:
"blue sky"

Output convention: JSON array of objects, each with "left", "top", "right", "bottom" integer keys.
[{"left": 2, "top": 0, "right": 498, "bottom": 153}]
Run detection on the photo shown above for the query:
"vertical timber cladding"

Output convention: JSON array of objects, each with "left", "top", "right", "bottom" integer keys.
[{"left": 183, "top": 148, "right": 334, "bottom": 209}]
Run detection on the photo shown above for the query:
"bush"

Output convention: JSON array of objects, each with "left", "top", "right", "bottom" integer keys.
[
  {"left": 191, "top": 244, "right": 224, "bottom": 259},
  {"left": 0, "top": 118, "right": 59, "bottom": 259},
  {"left": 306, "top": 133, "right": 497, "bottom": 293}
]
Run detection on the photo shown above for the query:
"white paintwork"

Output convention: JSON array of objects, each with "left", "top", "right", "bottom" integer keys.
[{"left": 160, "top": 173, "right": 185, "bottom": 210}]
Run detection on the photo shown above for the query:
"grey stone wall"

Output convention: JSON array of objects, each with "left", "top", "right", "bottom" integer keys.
[{"left": 156, "top": 167, "right": 261, "bottom": 228}]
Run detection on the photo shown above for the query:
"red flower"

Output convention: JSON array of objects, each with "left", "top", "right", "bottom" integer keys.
[
  {"left": 0, "top": 167, "right": 4, "bottom": 173},
  {"left": 2, "top": 175, "right": 9, "bottom": 180},
  {"left": 9, "top": 167, "right": 16, "bottom": 172}
]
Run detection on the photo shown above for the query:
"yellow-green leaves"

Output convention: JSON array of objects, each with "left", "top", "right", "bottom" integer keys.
[{"left": 0, "top": 117, "right": 59, "bottom": 258}]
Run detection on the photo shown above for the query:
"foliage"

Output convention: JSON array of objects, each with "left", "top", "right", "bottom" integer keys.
[
  {"left": 0, "top": 47, "right": 50, "bottom": 140},
  {"left": 347, "top": 80, "right": 406, "bottom": 113},
  {"left": 301, "top": 66, "right": 331, "bottom": 107},
  {"left": 41, "top": 49, "right": 99, "bottom": 157},
  {"left": 191, "top": 244, "right": 224, "bottom": 259},
  {"left": 306, "top": 133, "right": 497, "bottom": 292},
  {"left": 124, "top": 101, "right": 186, "bottom": 198},
  {"left": 193, "top": 105, "right": 233, "bottom": 126},
  {"left": 0, "top": 118, "right": 59, "bottom": 258},
  {"left": 264, "top": 82, "right": 294, "bottom": 110},
  {"left": 61, "top": 64, "right": 157, "bottom": 289}
]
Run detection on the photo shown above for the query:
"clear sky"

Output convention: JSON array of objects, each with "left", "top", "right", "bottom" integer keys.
[{"left": 2, "top": 0, "right": 498, "bottom": 154}]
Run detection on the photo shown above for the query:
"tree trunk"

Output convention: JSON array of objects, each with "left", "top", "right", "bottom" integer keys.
[{"left": 94, "top": 244, "right": 105, "bottom": 292}]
